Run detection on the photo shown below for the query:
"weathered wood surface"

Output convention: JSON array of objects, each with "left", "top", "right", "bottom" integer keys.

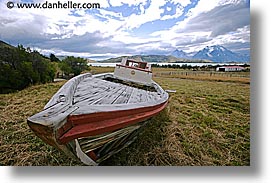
[
  {"left": 28, "top": 73, "right": 168, "bottom": 127},
  {"left": 28, "top": 73, "right": 92, "bottom": 128},
  {"left": 73, "top": 76, "right": 162, "bottom": 106},
  {"left": 45, "top": 73, "right": 91, "bottom": 109}
]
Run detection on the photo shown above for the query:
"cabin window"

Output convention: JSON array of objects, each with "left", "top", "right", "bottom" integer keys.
[
  {"left": 139, "top": 63, "right": 146, "bottom": 69},
  {"left": 126, "top": 60, "right": 147, "bottom": 69},
  {"left": 126, "top": 61, "right": 136, "bottom": 67}
]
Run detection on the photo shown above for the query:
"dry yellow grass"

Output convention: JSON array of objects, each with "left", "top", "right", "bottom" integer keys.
[
  {"left": 103, "top": 77, "right": 250, "bottom": 166},
  {"left": 0, "top": 67, "right": 250, "bottom": 166},
  {"left": 89, "top": 66, "right": 115, "bottom": 74},
  {"left": 165, "top": 74, "right": 249, "bottom": 84},
  {"left": 153, "top": 69, "right": 250, "bottom": 84}
]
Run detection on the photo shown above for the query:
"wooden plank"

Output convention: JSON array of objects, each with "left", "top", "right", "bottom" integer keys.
[
  {"left": 147, "top": 91, "right": 161, "bottom": 102},
  {"left": 75, "top": 78, "right": 120, "bottom": 94},
  {"left": 74, "top": 91, "right": 109, "bottom": 105},
  {"left": 127, "top": 88, "right": 139, "bottom": 104},
  {"left": 74, "top": 82, "right": 126, "bottom": 106},
  {"left": 137, "top": 89, "right": 148, "bottom": 103},
  {"left": 146, "top": 91, "right": 154, "bottom": 102},
  {"left": 93, "top": 84, "right": 127, "bottom": 105},
  {"left": 73, "top": 86, "right": 109, "bottom": 104},
  {"left": 112, "top": 85, "right": 134, "bottom": 104},
  {"left": 44, "top": 73, "right": 91, "bottom": 109},
  {"left": 74, "top": 78, "right": 109, "bottom": 94},
  {"left": 74, "top": 77, "right": 162, "bottom": 106},
  {"left": 74, "top": 78, "right": 125, "bottom": 104},
  {"left": 75, "top": 88, "right": 113, "bottom": 106},
  {"left": 128, "top": 88, "right": 148, "bottom": 103}
]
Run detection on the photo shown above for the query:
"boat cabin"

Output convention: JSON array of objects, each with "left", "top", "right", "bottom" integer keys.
[{"left": 114, "top": 57, "right": 152, "bottom": 85}]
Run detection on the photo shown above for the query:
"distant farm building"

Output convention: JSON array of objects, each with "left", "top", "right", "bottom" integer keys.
[{"left": 216, "top": 66, "right": 245, "bottom": 72}]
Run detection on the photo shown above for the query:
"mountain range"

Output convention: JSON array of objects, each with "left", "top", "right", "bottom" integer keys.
[
  {"left": 170, "top": 45, "right": 250, "bottom": 62},
  {"left": 170, "top": 49, "right": 192, "bottom": 59},
  {"left": 101, "top": 45, "right": 249, "bottom": 63},
  {"left": 100, "top": 55, "right": 209, "bottom": 63}
]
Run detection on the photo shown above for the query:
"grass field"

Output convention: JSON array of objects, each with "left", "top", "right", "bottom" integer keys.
[{"left": 0, "top": 67, "right": 250, "bottom": 166}]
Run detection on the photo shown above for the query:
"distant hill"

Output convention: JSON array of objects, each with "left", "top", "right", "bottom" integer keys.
[
  {"left": 100, "top": 55, "right": 210, "bottom": 63},
  {"left": 0, "top": 41, "right": 16, "bottom": 62},
  {"left": 192, "top": 45, "right": 250, "bottom": 62},
  {"left": 0, "top": 40, "right": 16, "bottom": 50},
  {"left": 86, "top": 58, "right": 97, "bottom": 63}
]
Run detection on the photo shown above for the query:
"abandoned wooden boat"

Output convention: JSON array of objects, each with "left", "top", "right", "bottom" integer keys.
[{"left": 27, "top": 57, "right": 169, "bottom": 165}]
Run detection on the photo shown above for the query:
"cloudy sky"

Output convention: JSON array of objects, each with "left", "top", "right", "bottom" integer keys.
[{"left": 0, "top": 0, "right": 250, "bottom": 60}]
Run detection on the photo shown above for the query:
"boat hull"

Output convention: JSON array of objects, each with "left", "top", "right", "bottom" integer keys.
[{"left": 27, "top": 72, "right": 169, "bottom": 165}]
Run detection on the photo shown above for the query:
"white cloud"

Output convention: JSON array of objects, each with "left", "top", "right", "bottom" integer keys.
[
  {"left": 174, "top": 24, "right": 250, "bottom": 53},
  {"left": 210, "top": 25, "right": 250, "bottom": 45},
  {"left": 108, "top": 0, "right": 148, "bottom": 7},
  {"left": 160, "top": 0, "right": 190, "bottom": 21},
  {"left": 122, "top": 0, "right": 191, "bottom": 30},
  {"left": 122, "top": 0, "right": 165, "bottom": 30},
  {"left": 149, "top": 0, "right": 249, "bottom": 53}
]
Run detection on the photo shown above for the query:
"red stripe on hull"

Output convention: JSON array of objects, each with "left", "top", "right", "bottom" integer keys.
[
  {"left": 58, "top": 101, "right": 168, "bottom": 144},
  {"left": 68, "top": 103, "right": 166, "bottom": 125}
]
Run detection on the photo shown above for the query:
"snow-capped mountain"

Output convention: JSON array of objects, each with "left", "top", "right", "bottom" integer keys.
[
  {"left": 192, "top": 45, "right": 249, "bottom": 62},
  {"left": 170, "top": 49, "right": 191, "bottom": 59}
]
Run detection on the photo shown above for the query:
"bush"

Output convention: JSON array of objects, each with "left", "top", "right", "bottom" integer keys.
[
  {"left": 0, "top": 44, "right": 56, "bottom": 93},
  {"left": 59, "top": 56, "right": 89, "bottom": 78}
]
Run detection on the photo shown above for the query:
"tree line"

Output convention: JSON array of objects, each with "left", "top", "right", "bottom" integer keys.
[
  {"left": 0, "top": 44, "right": 89, "bottom": 93},
  {"left": 151, "top": 63, "right": 202, "bottom": 70},
  {"left": 151, "top": 63, "right": 250, "bottom": 71}
]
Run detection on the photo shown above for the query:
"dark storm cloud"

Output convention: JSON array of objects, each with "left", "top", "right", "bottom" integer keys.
[
  {"left": 35, "top": 32, "right": 108, "bottom": 53},
  {"left": 0, "top": 14, "right": 49, "bottom": 45},
  {"left": 2, "top": 29, "right": 134, "bottom": 55},
  {"left": 0, "top": 12, "right": 134, "bottom": 55},
  {"left": 177, "top": 2, "right": 250, "bottom": 37}
]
